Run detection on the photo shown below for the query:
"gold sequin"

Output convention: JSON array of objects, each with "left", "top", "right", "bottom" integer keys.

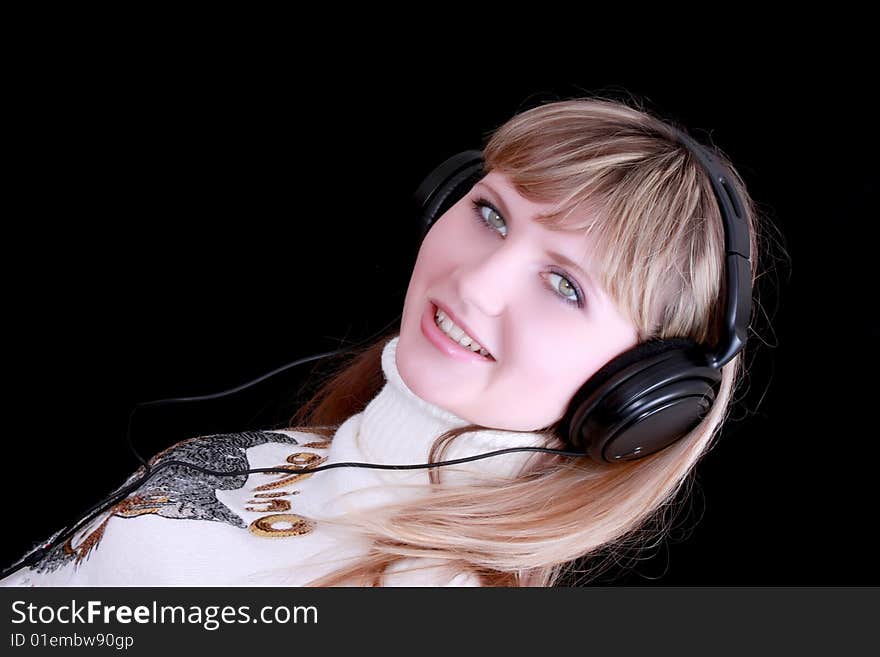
[
  {"left": 303, "top": 441, "right": 331, "bottom": 449},
  {"left": 113, "top": 494, "right": 170, "bottom": 517},
  {"left": 253, "top": 451, "right": 325, "bottom": 490},
  {"left": 248, "top": 514, "right": 314, "bottom": 538},
  {"left": 286, "top": 452, "right": 327, "bottom": 468},
  {"left": 245, "top": 498, "right": 291, "bottom": 512},
  {"left": 259, "top": 464, "right": 298, "bottom": 477},
  {"left": 253, "top": 491, "right": 298, "bottom": 498},
  {"left": 252, "top": 470, "right": 313, "bottom": 491},
  {"left": 61, "top": 493, "right": 168, "bottom": 564},
  {"left": 63, "top": 517, "right": 112, "bottom": 563}
]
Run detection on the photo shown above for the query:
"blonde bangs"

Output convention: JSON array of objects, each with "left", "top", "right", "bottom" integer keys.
[{"left": 481, "top": 98, "right": 734, "bottom": 345}]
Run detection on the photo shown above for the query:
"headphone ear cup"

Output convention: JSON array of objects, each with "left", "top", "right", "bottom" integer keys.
[
  {"left": 560, "top": 338, "right": 722, "bottom": 462},
  {"left": 413, "top": 150, "right": 485, "bottom": 240}
]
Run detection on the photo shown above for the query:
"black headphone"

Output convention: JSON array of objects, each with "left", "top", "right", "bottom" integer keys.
[
  {"left": 0, "top": 127, "right": 751, "bottom": 580},
  {"left": 412, "top": 129, "right": 751, "bottom": 462}
]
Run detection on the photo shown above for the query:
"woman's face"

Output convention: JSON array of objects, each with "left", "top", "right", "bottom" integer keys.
[{"left": 396, "top": 170, "right": 640, "bottom": 432}]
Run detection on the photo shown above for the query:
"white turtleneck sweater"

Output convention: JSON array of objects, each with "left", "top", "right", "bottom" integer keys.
[{"left": 1, "top": 337, "right": 550, "bottom": 587}]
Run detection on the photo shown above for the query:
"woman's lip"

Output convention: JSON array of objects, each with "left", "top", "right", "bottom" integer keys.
[
  {"left": 421, "top": 301, "right": 496, "bottom": 363},
  {"left": 430, "top": 299, "right": 494, "bottom": 358}
]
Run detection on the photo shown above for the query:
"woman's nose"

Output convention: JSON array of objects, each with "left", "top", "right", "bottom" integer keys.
[{"left": 455, "top": 240, "right": 527, "bottom": 318}]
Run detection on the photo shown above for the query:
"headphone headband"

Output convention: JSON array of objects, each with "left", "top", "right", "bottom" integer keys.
[{"left": 670, "top": 129, "right": 752, "bottom": 368}]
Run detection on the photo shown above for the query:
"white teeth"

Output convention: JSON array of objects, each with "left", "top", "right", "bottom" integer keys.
[{"left": 434, "top": 308, "right": 493, "bottom": 358}]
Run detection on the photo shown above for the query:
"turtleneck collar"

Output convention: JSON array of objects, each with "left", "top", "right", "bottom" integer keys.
[{"left": 315, "top": 336, "right": 551, "bottom": 517}]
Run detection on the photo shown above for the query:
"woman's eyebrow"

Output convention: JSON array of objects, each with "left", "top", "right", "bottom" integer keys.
[{"left": 473, "top": 180, "right": 601, "bottom": 295}]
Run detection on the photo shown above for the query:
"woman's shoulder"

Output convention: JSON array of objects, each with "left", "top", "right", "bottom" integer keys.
[
  {"left": 155, "top": 428, "right": 329, "bottom": 460},
  {"left": 135, "top": 428, "right": 327, "bottom": 472},
  {"left": 112, "top": 428, "right": 332, "bottom": 522},
  {"left": 100, "top": 428, "right": 330, "bottom": 496},
  {"left": 2, "top": 428, "right": 333, "bottom": 586}
]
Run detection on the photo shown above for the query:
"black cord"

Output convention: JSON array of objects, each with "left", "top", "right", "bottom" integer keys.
[
  {"left": 123, "top": 349, "right": 372, "bottom": 471},
  {"left": 0, "top": 316, "right": 587, "bottom": 581},
  {"left": 124, "top": 312, "right": 405, "bottom": 471}
]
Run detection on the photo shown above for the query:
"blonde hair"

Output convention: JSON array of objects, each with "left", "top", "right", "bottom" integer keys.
[{"left": 277, "top": 95, "right": 772, "bottom": 586}]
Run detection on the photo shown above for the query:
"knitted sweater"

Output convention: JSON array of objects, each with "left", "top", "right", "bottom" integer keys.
[{"left": 0, "top": 336, "right": 549, "bottom": 587}]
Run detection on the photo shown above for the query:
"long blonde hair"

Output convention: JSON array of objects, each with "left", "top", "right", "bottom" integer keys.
[{"left": 280, "top": 95, "right": 771, "bottom": 586}]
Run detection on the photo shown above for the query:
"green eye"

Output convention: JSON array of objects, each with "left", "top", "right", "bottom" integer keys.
[
  {"left": 469, "top": 197, "right": 585, "bottom": 309},
  {"left": 547, "top": 272, "right": 580, "bottom": 305},
  {"left": 473, "top": 200, "right": 508, "bottom": 237}
]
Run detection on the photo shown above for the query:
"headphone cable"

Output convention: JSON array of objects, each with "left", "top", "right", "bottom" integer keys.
[{"left": 1, "top": 316, "right": 586, "bottom": 580}]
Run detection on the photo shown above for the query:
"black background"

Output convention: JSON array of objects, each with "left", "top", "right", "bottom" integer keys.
[{"left": 5, "top": 49, "right": 876, "bottom": 585}]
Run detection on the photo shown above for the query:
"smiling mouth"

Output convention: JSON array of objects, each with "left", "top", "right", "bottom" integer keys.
[{"left": 431, "top": 302, "right": 495, "bottom": 360}]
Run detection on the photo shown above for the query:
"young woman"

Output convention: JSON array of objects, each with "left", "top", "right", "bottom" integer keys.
[{"left": 0, "top": 95, "right": 766, "bottom": 587}]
